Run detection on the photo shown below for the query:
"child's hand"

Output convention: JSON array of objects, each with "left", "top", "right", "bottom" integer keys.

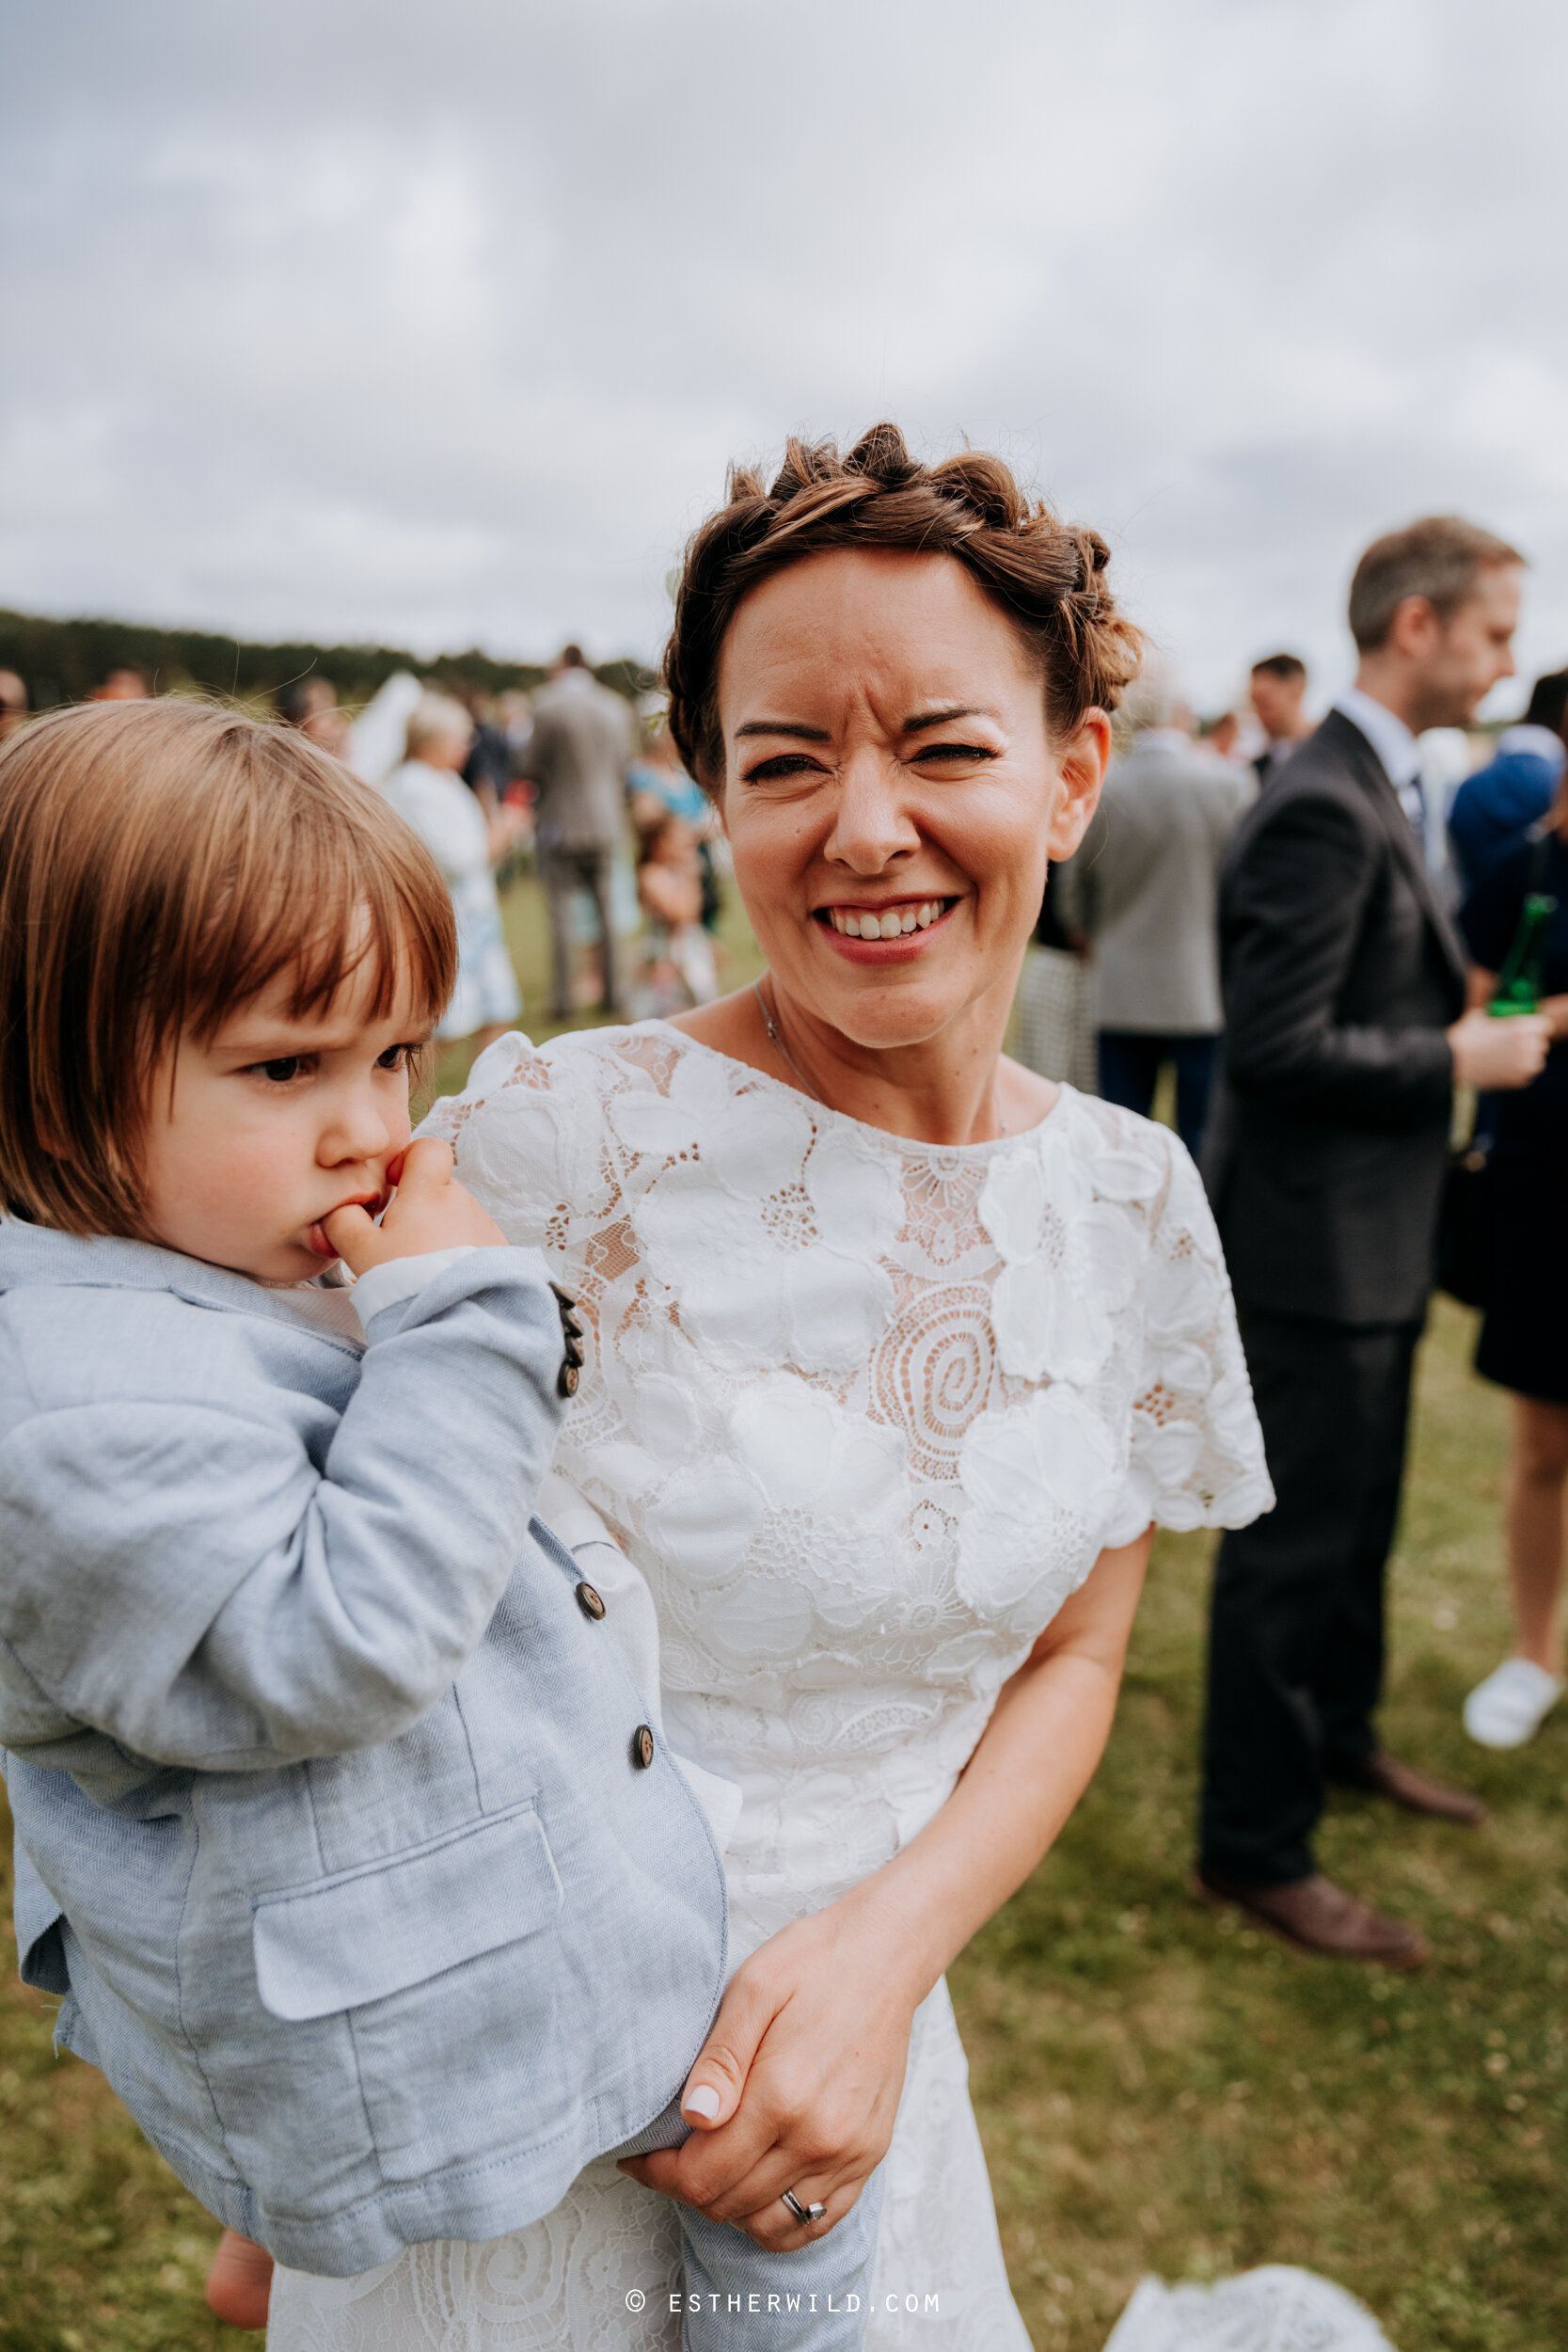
[{"left": 322, "top": 1137, "right": 506, "bottom": 1275}]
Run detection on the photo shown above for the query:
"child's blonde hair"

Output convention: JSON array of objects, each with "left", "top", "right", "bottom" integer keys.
[{"left": 0, "top": 699, "right": 457, "bottom": 1238}]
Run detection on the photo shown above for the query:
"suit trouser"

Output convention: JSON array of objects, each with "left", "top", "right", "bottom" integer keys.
[
  {"left": 1097, "top": 1031, "right": 1219, "bottom": 1161},
  {"left": 1199, "top": 1303, "right": 1424, "bottom": 1886},
  {"left": 540, "top": 845, "right": 620, "bottom": 1016}
]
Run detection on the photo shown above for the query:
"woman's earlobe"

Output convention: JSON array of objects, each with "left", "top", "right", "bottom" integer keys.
[{"left": 1045, "top": 709, "right": 1112, "bottom": 858}]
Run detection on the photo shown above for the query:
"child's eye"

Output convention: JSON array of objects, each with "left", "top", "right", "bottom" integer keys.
[
  {"left": 376, "top": 1043, "right": 414, "bottom": 1072},
  {"left": 256, "top": 1057, "right": 305, "bottom": 1084}
]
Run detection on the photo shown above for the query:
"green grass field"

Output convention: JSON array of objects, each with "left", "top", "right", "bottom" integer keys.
[{"left": 1, "top": 878, "right": 1560, "bottom": 2348}]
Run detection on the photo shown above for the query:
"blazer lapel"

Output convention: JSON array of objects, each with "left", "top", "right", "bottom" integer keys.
[{"left": 1323, "top": 712, "right": 1468, "bottom": 993}]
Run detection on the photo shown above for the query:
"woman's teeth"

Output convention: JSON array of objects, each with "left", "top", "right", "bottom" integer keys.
[{"left": 826, "top": 899, "right": 947, "bottom": 940}]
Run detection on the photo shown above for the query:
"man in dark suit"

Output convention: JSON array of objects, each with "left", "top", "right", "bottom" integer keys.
[
  {"left": 1199, "top": 516, "right": 1548, "bottom": 1965},
  {"left": 1247, "top": 651, "right": 1313, "bottom": 787}
]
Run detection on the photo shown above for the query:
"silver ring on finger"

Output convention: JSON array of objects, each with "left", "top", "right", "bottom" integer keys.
[{"left": 781, "top": 2189, "right": 828, "bottom": 2227}]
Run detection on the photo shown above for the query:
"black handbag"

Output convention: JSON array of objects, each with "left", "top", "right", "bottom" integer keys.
[{"left": 1435, "top": 1123, "right": 1493, "bottom": 1308}]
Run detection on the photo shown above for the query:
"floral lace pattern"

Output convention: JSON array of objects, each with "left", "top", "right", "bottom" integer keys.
[
  {"left": 269, "top": 1025, "right": 1271, "bottom": 2352},
  {"left": 436, "top": 1026, "right": 1269, "bottom": 1890}
]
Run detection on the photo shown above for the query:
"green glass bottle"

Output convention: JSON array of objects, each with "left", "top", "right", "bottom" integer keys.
[{"left": 1488, "top": 893, "right": 1558, "bottom": 1016}]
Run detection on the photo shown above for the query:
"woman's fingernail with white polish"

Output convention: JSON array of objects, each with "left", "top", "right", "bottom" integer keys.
[{"left": 683, "top": 2085, "right": 721, "bottom": 2121}]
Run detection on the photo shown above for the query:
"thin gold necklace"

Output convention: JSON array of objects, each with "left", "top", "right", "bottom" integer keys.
[{"left": 751, "top": 977, "right": 1008, "bottom": 1137}]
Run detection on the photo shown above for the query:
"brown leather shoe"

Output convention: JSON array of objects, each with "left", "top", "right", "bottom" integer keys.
[
  {"left": 1193, "top": 1867, "right": 1429, "bottom": 1967},
  {"left": 1326, "top": 1749, "right": 1488, "bottom": 1825}
]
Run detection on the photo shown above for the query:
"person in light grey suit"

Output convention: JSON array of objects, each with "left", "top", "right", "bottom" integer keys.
[
  {"left": 1057, "top": 677, "right": 1253, "bottom": 1157},
  {"left": 0, "top": 1220, "right": 737, "bottom": 2276},
  {"left": 1, "top": 1222, "right": 886, "bottom": 2345},
  {"left": 524, "top": 644, "right": 639, "bottom": 1017}
]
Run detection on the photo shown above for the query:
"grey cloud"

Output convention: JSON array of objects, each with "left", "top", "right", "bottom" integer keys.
[{"left": 4, "top": 0, "right": 1567, "bottom": 703}]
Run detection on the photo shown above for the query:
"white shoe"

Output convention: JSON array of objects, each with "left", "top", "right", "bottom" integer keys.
[{"left": 1463, "top": 1658, "right": 1562, "bottom": 1749}]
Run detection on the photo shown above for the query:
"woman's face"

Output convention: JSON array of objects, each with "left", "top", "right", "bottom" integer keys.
[{"left": 715, "top": 547, "right": 1109, "bottom": 1051}]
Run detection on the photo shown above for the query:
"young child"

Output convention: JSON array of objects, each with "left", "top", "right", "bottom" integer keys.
[
  {"left": 633, "top": 810, "right": 721, "bottom": 1017},
  {"left": 0, "top": 699, "right": 881, "bottom": 2347}
]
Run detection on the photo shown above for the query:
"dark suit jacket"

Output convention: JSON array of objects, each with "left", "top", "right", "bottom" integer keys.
[{"left": 1203, "top": 708, "right": 1467, "bottom": 1327}]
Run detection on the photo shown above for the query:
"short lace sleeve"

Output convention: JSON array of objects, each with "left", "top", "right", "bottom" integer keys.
[
  {"left": 1102, "top": 1132, "right": 1274, "bottom": 1548},
  {"left": 420, "top": 1031, "right": 616, "bottom": 1269}
]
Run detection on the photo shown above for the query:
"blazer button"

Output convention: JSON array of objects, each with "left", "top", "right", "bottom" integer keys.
[
  {"left": 558, "top": 1361, "right": 579, "bottom": 1398},
  {"left": 576, "top": 1580, "right": 606, "bottom": 1621},
  {"left": 631, "top": 1724, "right": 656, "bottom": 1771}
]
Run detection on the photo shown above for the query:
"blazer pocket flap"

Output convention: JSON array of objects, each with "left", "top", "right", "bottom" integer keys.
[{"left": 253, "top": 1804, "right": 562, "bottom": 2022}]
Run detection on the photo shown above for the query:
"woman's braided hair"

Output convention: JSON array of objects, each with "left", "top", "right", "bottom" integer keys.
[{"left": 664, "top": 421, "right": 1142, "bottom": 793}]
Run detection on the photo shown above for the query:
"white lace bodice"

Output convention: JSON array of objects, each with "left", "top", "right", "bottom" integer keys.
[
  {"left": 432, "top": 1025, "right": 1270, "bottom": 1951},
  {"left": 267, "top": 1028, "right": 1281, "bottom": 2352}
]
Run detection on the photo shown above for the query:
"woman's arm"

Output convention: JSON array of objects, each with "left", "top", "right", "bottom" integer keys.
[{"left": 621, "top": 1526, "right": 1152, "bottom": 2246}]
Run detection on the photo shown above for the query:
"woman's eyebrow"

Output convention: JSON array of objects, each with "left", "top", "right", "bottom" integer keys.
[
  {"left": 902, "top": 705, "right": 998, "bottom": 732},
  {"left": 734, "top": 720, "right": 832, "bottom": 741}
]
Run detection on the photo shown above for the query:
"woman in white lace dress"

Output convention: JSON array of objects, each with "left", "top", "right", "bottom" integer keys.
[{"left": 267, "top": 425, "right": 1273, "bottom": 2351}]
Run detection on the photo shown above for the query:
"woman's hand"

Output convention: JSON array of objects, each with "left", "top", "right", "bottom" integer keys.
[
  {"left": 619, "top": 1885, "right": 917, "bottom": 2247},
  {"left": 486, "top": 803, "right": 530, "bottom": 865}
]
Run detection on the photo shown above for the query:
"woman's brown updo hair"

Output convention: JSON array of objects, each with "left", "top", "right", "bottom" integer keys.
[{"left": 664, "top": 421, "right": 1142, "bottom": 794}]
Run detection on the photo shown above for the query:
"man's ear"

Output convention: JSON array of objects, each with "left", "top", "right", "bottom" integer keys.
[
  {"left": 1387, "top": 595, "right": 1439, "bottom": 663},
  {"left": 1046, "top": 708, "right": 1112, "bottom": 862}
]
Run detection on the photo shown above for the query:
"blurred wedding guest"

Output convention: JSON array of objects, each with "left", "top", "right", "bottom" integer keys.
[
  {"left": 523, "top": 644, "right": 637, "bottom": 1019},
  {"left": 1199, "top": 516, "right": 1550, "bottom": 1966},
  {"left": 1207, "top": 711, "right": 1242, "bottom": 760},
  {"left": 1011, "top": 861, "right": 1097, "bottom": 1092},
  {"left": 91, "top": 667, "right": 149, "bottom": 701},
  {"left": 1414, "top": 725, "right": 1475, "bottom": 912},
  {"left": 1454, "top": 788, "right": 1568, "bottom": 1748},
  {"left": 497, "top": 688, "right": 534, "bottom": 770},
  {"left": 1248, "top": 652, "right": 1313, "bottom": 786},
  {"left": 0, "top": 671, "right": 28, "bottom": 741},
  {"left": 383, "top": 694, "right": 524, "bottom": 1055},
  {"left": 628, "top": 710, "right": 721, "bottom": 931},
  {"left": 462, "top": 695, "right": 514, "bottom": 808},
  {"left": 1449, "top": 667, "right": 1568, "bottom": 893},
  {"left": 275, "top": 677, "right": 351, "bottom": 760},
  {"left": 631, "top": 810, "right": 719, "bottom": 1016},
  {"left": 1057, "top": 674, "right": 1251, "bottom": 1158}
]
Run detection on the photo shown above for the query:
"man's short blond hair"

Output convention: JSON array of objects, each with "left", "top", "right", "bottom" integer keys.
[
  {"left": 1348, "top": 516, "right": 1525, "bottom": 653},
  {"left": 0, "top": 699, "right": 456, "bottom": 1239}
]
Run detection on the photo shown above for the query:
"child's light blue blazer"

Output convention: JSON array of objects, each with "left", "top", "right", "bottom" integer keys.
[{"left": 0, "top": 1223, "right": 727, "bottom": 2276}]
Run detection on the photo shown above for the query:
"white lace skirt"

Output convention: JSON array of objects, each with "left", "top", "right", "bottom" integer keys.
[{"left": 266, "top": 1979, "right": 1029, "bottom": 2351}]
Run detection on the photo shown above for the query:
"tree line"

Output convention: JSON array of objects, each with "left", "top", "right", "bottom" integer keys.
[{"left": 0, "top": 610, "right": 656, "bottom": 710}]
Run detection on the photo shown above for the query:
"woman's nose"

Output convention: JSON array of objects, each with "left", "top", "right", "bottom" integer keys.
[{"left": 824, "top": 752, "right": 920, "bottom": 873}]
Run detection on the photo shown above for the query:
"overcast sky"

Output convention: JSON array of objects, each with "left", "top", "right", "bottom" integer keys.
[{"left": 5, "top": 0, "right": 1567, "bottom": 710}]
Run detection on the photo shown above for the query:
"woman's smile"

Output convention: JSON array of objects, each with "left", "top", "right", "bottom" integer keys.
[{"left": 815, "top": 895, "right": 958, "bottom": 955}]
